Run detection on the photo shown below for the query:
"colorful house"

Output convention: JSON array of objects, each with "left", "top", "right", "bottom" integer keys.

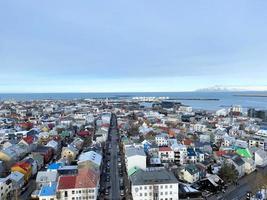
[{"left": 11, "top": 162, "right": 32, "bottom": 182}]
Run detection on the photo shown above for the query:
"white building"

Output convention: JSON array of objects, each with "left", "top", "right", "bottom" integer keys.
[
  {"left": 0, "top": 177, "right": 12, "bottom": 199},
  {"left": 179, "top": 165, "right": 200, "bottom": 184},
  {"left": 130, "top": 169, "right": 179, "bottom": 200},
  {"left": 158, "top": 147, "right": 174, "bottom": 163},
  {"left": 171, "top": 143, "right": 187, "bottom": 165},
  {"left": 125, "top": 146, "right": 147, "bottom": 174},
  {"left": 193, "top": 124, "right": 207, "bottom": 132},
  {"left": 155, "top": 133, "right": 168, "bottom": 147},
  {"left": 216, "top": 108, "right": 227, "bottom": 117},
  {"left": 254, "top": 149, "right": 267, "bottom": 167},
  {"left": 249, "top": 137, "right": 267, "bottom": 151}
]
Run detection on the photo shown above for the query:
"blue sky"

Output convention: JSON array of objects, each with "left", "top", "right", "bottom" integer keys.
[{"left": 1, "top": 0, "right": 267, "bottom": 92}]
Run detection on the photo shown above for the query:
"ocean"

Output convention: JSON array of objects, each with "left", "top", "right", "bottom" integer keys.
[{"left": 1, "top": 91, "right": 267, "bottom": 111}]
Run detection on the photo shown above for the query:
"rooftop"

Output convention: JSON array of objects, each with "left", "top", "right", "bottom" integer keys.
[{"left": 130, "top": 169, "right": 178, "bottom": 186}]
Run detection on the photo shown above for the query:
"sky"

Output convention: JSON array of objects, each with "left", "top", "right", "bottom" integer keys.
[{"left": 1, "top": 0, "right": 267, "bottom": 93}]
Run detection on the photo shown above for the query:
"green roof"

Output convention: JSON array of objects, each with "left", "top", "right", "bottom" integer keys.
[
  {"left": 128, "top": 166, "right": 140, "bottom": 177},
  {"left": 236, "top": 148, "right": 252, "bottom": 158}
]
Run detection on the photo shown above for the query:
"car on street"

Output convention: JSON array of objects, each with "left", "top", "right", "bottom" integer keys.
[
  {"left": 106, "top": 175, "right": 110, "bottom": 182},
  {"left": 105, "top": 188, "right": 110, "bottom": 196}
]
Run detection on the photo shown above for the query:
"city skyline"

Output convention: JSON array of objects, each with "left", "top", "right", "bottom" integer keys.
[{"left": 1, "top": 1, "right": 267, "bottom": 92}]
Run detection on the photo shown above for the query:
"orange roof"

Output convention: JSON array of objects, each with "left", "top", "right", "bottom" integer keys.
[
  {"left": 76, "top": 168, "right": 99, "bottom": 188},
  {"left": 12, "top": 162, "right": 31, "bottom": 171},
  {"left": 183, "top": 139, "right": 193, "bottom": 146}
]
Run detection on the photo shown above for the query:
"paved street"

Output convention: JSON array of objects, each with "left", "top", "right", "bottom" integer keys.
[
  {"left": 110, "top": 114, "right": 120, "bottom": 200},
  {"left": 19, "top": 179, "right": 36, "bottom": 200},
  {"left": 208, "top": 166, "right": 267, "bottom": 200}
]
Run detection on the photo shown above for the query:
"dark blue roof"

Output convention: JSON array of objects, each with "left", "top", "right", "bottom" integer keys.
[{"left": 187, "top": 148, "right": 197, "bottom": 157}]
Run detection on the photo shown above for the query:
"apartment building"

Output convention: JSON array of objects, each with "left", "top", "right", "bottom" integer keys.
[{"left": 130, "top": 169, "right": 179, "bottom": 200}]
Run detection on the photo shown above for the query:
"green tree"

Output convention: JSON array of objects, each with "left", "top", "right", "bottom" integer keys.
[{"left": 218, "top": 163, "right": 239, "bottom": 184}]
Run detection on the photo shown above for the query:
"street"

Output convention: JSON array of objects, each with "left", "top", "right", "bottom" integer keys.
[
  {"left": 110, "top": 121, "right": 120, "bottom": 200},
  {"left": 208, "top": 167, "right": 267, "bottom": 200}
]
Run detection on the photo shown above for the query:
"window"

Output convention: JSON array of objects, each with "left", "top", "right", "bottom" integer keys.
[
  {"left": 149, "top": 186, "right": 152, "bottom": 189},
  {"left": 170, "top": 191, "right": 172, "bottom": 195},
  {"left": 160, "top": 185, "right": 163, "bottom": 189},
  {"left": 160, "top": 192, "right": 163, "bottom": 195},
  {"left": 72, "top": 191, "right": 75, "bottom": 194},
  {"left": 144, "top": 186, "right": 147, "bottom": 190},
  {"left": 165, "top": 185, "right": 168, "bottom": 189},
  {"left": 140, "top": 186, "right": 142, "bottom": 190},
  {"left": 165, "top": 192, "right": 168, "bottom": 195},
  {"left": 170, "top": 185, "right": 172, "bottom": 189},
  {"left": 144, "top": 193, "right": 147, "bottom": 196},
  {"left": 140, "top": 193, "right": 143, "bottom": 197},
  {"left": 149, "top": 192, "right": 152, "bottom": 196}
]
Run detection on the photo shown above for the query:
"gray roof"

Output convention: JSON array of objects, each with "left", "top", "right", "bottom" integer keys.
[
  {"left": 130, "top": 169, "right": 178, "bottom": 186},
  {"left": 125, "top": 147, "right": 146, "bottom": 158}
]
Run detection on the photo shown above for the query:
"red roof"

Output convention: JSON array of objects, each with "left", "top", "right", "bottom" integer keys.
[
  {"left": 101, "top": 124, "right": 110, "bottom": 128},
  {"left": 77, "top": 131, "right": 91, "bottom": 137},
  {"left": 159, "top": 147, "right": 172, "bottom": 152},
  {"left": 57, "top": 169, "right": 99, "bottom": 190},
  {"left": 22, "top": 136, "right": 34, "bottom": 145},
  {"left": 215, "top": 150, "right": 227, "bottom": 157},
  {"left": 57, "top": 176, "right": 77, "bottom": 190}
]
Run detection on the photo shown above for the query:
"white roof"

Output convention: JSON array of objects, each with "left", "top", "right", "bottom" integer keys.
[
  {"left": 78, "top": 151, "right": 102, "bottom": 166},
  {"left": 8, "top": 171, "right": 24, "bottom": 182},
  {"left": 36, "top": 171, "right": 58, "bottom": 183}
]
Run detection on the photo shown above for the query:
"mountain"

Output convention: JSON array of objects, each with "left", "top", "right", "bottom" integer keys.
[{"left": 196, "top": 85, "right": 267, "bottom": 92}]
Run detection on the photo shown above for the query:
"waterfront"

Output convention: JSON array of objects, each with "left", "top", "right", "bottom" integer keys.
[{"left": 1, "top": 91, "right": 267, "bottom": 110}]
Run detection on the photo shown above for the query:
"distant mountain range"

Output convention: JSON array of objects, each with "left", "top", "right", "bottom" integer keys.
[{"left": 196, "top": 85, "right": 267, "bottom": 92}]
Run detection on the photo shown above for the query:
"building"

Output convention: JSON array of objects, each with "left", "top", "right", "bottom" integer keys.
[
  {"left": 11, "top": 161, "right": 32, "bottom": 182},
  {"left": 155, "top": 133, "right": 168, "bottom": 147},
  {"left": 38, "top": 182, "right": 57, "bottom": 200},
  {"left": 36, "top": 171, "right": 58, "bottom": 189},
  {"left": 179, "top": 165, "right": 200, "bottom": 184},
  {"left": 57, "top": 168, "right": 99, "bottom": 200},
  {"left": 248, "top": 137, "right": 267, "bottom": 151},
  {"left": 228, "top": 156, "right": 246, "bottom": 178},
  {"left": 0, "top": 177, "right": 12, "bottom": 199},
  {"left": 61, "top": 146, "right": 79, "bottom": 163},
  {"left": 171, "top": 143, "right": 187, "bottom": 165},
  {"left": 8, "top": 171, "right": 25, "bottom": 191},
  {"left": 158, "top": 147, "right": 174, "bottom": 163},
  {"left": 130, "top": 169, "right": 179, "bottom": 200},
  {"left": 125, "top": 146, "right": 147, "bottom": 175},
  {"left": 78, "top": 151, "right": 102, "bottom": 169},
  {"left": 254, "top": 149, "right": 267, "bottom": 167}
]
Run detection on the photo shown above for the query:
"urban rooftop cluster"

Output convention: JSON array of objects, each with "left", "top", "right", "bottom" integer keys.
[{"left": 0, "top": 98, "right": 267, "bottom": 200}]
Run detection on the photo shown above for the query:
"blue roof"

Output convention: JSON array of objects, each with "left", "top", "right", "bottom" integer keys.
[
  {"left": 39, "top": 183, "right": 57, "bottom": 196},
  {"left": 48, "top": 163, "right": 62, "bottom": 170},
  {"left": 187, "top": 148, "right": 197, "bottom": 157}
]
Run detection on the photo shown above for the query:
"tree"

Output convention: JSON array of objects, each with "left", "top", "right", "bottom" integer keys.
[{"left": 218, "top": 163, "right": 238, "bottom": 184}]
